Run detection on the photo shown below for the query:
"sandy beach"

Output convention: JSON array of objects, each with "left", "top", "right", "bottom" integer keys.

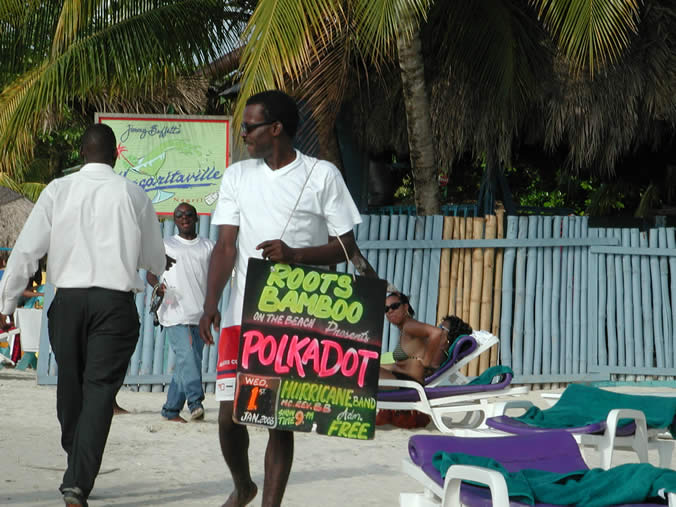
[{"left": 1, "top": 369, "right": 673, "bottom": 506}]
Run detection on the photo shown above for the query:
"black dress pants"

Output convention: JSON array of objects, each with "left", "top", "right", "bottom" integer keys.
[{"left": 48, "top": 287, "right": 139, "bottom": 499}]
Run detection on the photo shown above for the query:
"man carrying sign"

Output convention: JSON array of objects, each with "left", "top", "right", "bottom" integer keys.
[{"left": 199, "top": 90, "right": 362, "bottom": 507}]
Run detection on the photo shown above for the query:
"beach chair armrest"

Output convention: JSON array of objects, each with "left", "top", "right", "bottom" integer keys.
[
  {"left": 379, "top": 379, "right": 426, "bottom": 398},
  {"left": 442, "top": 465, "right": 510, "bottom": 507},
  {"left": 491, "top": 399, "right": 534, "bottom": 417},
  {"left": 606, "top": 408, "right": 648, "bottom": 435},
  {"left": 586, "top": 408, "right": 650, "bottom": 469}
]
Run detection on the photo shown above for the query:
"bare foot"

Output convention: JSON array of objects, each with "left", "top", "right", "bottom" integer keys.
[
  {"left": 221, "top": 482, "right": 257, "bottom": 507},
  {"left": 113, "top": 399, "right": 129, "bottom": 415},
  {"left": 165, "top": 416, "right": 188, "bottom": 423}
]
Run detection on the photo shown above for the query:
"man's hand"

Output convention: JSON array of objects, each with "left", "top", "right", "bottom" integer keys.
[
  {"left": 155, "top": 282, "right": 167, "bottom": 298},
  {"left": 165, "top": 255, "right": 176, "bottom": 271},
  {"left": 199, "top": 308, "right": 220, "bottom": 345},
  {"left": 256, "top": 239, "right": 297, "bottom": 263},
  {"left": 0, "top": 313, "right": 12, "bottom": 331}
]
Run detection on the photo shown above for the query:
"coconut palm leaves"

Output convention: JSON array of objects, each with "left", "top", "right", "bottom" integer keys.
[
  {"left": 531, "top": 0, "right": 641, "bottom": 77},
  {"left": 0, "top": 0, "right": 250, "bottom": 178},
  {"left": 235, "top": 0, "right": 645, "bottom": 212},
  {"left": 234, "top": 0, "right": 431, "bottom": 143}
]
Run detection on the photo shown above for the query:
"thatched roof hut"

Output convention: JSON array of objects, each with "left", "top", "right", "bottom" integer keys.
[{"left": 0, "top": 187, "right": 33, "bottom": 252}]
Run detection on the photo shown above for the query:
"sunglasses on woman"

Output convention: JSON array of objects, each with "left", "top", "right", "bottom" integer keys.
[{"left": 385, "top": 302, "right": 402, "bottom": 313}]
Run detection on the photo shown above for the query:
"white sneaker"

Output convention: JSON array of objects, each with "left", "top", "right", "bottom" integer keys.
[{"left": 190, "top": 406, "right": 205, "bottom": 421}]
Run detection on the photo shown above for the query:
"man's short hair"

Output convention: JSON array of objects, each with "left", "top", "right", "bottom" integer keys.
[
  {"left": 174, "top": 202, "right": 197, "bottom": 215},
  {"left": 246, "top": 90, "right": 299, "bottom": 139},
  {"left": 81, "top": 123, "right": 117, "bottom": 159}
]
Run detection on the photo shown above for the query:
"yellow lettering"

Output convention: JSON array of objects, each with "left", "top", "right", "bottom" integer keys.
[
  {"left": 334, "top": 274, "right": 353, "bottom": 299},
  {"left": 258, "top": 286, "right": 280, "bottom": 312},
  {"left": 266, "top": 264, "right": 291, "bottom": 288}
]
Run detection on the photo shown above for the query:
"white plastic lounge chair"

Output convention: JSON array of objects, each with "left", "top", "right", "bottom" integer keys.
[
  {"left": 400, "top": 432, "right": 676, "bottom": 507},
  {"left": 378, "top": 332, "right": 528, "bottom": 432},
  {"left": 487, "top": 385, "right": 676, "bottom": 469}
]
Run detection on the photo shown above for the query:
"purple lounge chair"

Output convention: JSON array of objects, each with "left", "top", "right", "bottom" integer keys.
[
  {"left": 378, "top": 332, "right": 528, "bottom": 432},
  {"left": 485, "top": 387, "right": 676, "bottom": 469},
  {"left": 400, "top": 432, "right": 676, "bottom": 506}
]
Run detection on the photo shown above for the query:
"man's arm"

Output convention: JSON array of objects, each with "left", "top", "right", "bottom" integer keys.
[
  {"left": 198, "top": 224, "right": 238, "bottom": 345},
  {"left": 0, "top": 188, "right": 53, "bottom": 328}
]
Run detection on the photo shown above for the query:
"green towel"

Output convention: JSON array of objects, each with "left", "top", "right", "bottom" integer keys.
[
  {"left": 433, "top": 451, "right": 676, "bottom": 506},
  {"left": 515, "top": 384, "right": 676, "bottom": 437},
  {"left": 468, "top": 365, "right": 513, "bottom": 385}
]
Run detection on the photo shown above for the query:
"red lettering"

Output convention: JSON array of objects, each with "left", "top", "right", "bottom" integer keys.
[
  {"left": 259, "top": 334, "right": 276, "bottom": 366},
  {"left": 301, "top": 339, "right": 320, "bottom": 374},
  {"left": 274, "top": 334, "right": 290, "bottom": 374},
  {"left": 341, "top": 348, "right": 359, "bottom": 378},
  {"left": 241, "top": 330, "right": 264, "bottom": 369},
  {"left": 357, "top": 349, "right": 379, "bottom": 387},
  {"left": 319, "top": 340, "right": 343, "bottom": 378},
  {"left": 286, "top": 335, "right": 310, "bottom": 377}
]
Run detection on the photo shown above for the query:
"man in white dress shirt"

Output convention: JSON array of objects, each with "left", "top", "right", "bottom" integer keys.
[
  {"left": 0, "top": 123, "right": 168, "bottom": 507},
  {"left": 147, "top": 202, "right": 214, "bottom": 423},
  {"left": 199, "top": 90, "right": 363, "bottom": 507}
]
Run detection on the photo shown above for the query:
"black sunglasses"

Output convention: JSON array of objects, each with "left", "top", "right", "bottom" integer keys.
[
  {"left": 174, "top": 210, "right": 196, "bottom": 219},
  {"left": 240, "top": 120, "right": 277, "bottom": 135},
  {"left": 385, "top": 302, "right": 403, "bottom": 313}
]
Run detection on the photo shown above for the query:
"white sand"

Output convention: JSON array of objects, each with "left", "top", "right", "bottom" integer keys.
[{"left": 1, "top": 369, "right": 673, "bottom": 506}]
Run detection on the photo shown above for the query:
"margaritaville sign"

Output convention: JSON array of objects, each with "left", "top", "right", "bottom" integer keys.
[
  {"left": 96, "top": 113, "right": 231, "bottom": 215},
  {"left": 234, "top": 259, "right": 387, "bottom": 440}
]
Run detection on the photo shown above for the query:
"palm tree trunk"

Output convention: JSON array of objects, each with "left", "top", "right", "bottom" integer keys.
[{"left": 396, "top": 24, "right": 439, "bottom": 216}]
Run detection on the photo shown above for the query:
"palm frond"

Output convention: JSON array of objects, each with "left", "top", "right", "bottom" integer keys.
[
  {"left": 234, "top": 0, "right": 344, "bottom": 129},
  {"left": 234, "top": 0, "right": 432, "bottom": 145},
  {"left": 353, "top": 0, "right": 430, "bottom": 61},
  {"left": 531, "top": 0, "right": 641, "bottom": 77},
  {"left": 0, "top": 0, "right": 249, "bottom": 177}
]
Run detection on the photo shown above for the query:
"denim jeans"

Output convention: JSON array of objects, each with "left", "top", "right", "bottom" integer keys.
[{"left": 161, "top": 324, "right": 204, "bottom": 418}]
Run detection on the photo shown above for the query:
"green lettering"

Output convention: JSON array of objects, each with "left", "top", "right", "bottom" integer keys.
[
  {"left": 279, "top": 290, "right": 299, "bottom": 312},
  {"left": 258, "top": 286, "right": 280, "bottom": 312},
  {"left": 266, "top": 263, "right": 291, "bottom": 288},
  {"left": 331, "top": 299, "right": 348, "bottom": 321},
  {"left": 280, "top": 380, "right": 298, "bottom": 399},
  {"left": 302, "top": 271, "right": 321, "bottom": 292},
  {"left": 287, "top": 268, "right": 305, "bottom": 290},
  {"left": 319, "top": 273, "right": 338, "bottom": 293},
  {"left": 346, "top": 302, "right": 364, "bottom": 324},
  {"left": 298, "top": 292, "right": 318, "bottom": 313},
  {"left": 334, "top": 274, "right": 353, "bottom": 299},
  {"left": 309, "top": 384, "right": 319, "bottom": 402},
  {"left": 314, "top": 295, "right": 333, "bottom": 319}
]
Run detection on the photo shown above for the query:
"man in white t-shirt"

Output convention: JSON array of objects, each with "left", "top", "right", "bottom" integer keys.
[
  {"left": 199, "top": 90, "right": 362, "bottom": 507},
  {"left": 148, "top": 203, "right": 214, "bottom": 423}
]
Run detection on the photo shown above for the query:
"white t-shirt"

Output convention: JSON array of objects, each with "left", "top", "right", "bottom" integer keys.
[
  {"left": 158, "top": 235, "right": 214, "bottom": 326},
  {"left": 211, "top": 150, "right": 362, "bottom": 327}
]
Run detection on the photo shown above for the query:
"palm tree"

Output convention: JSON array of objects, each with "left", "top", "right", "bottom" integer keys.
[
  {"left": 233, "top": 0, "right": 642, "bottom": 214},
  {"left": 0, "top": 0, "right": 252, "bottom": 180}
]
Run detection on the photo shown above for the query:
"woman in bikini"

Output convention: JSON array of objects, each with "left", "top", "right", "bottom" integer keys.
[{"left": 379, "top": 292, "right": 445, "bottom": 384}]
